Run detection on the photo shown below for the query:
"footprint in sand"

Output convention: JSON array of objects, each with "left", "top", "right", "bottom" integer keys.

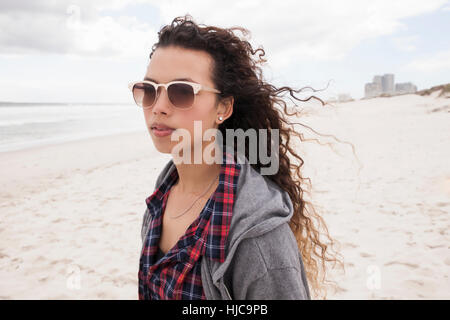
[
  {"left": 426, "top": 244, "right": 446, "bottom": 249},
  {"left": 343, "top": 242, "right": 359, "bottom": 249},
  {"left": 0, "top": 250, "right": 9, "bottom": 259},
  {"left": 359, "top": 252, "right": 374, "bottom": 258},
  {"left": 402, "top": 279, "right": 425, "bottom": 289},
  {"left": 50, "top": 258, "right": 74, "bottom": 267},
  {"left": 435, "top": 202, "right": 448, "bottom": 207},
  {"left": 347, "top": 262, "right": 355, "bottom": 267},
  {"left": 32, "top": 256, "right": 48, "bottom": 264},
  {"left": 12, "top": 257, "right": 23, "bottom": 264},
  {"left": 384, "top": 261, "right": 419, "bottom": 269}
]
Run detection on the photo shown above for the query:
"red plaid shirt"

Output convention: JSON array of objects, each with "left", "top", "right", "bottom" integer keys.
[{"left": 138, "top": 149, "right": 241, "bottom": 300}]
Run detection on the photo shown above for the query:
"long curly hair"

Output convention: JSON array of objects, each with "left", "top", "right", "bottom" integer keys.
[{"left": 149, "top": 14, "right": 345, "bottom": 299}]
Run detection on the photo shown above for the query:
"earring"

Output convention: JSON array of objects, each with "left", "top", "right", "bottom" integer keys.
[{"left": 218, "top": 116, "right": 223, "bottom": 121}]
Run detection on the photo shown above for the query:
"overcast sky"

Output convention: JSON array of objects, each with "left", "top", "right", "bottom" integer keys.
[{"left": 0, "top": 0, "right": 449, "bottom": 103}]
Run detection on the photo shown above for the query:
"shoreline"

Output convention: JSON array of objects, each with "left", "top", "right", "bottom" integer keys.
[
  {"left": 0, "top": 130, "right": 165, "bottom": 204},
  {"left": 0, "top": 129, "right": 145, "bottom": 154}
]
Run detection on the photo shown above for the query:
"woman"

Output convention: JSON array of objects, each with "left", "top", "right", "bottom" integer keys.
[{"left": 133, "top": 15, "right": 343, "bottom": 300}]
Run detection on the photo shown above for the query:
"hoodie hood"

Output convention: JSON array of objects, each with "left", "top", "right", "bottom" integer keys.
[{"left": 210, "top": 145, "right": 294, "bottom": 285}]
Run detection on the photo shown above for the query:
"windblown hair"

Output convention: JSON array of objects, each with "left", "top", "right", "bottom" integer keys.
[{"left": 149, "top": 14, "right": 345, "bottom": 299}]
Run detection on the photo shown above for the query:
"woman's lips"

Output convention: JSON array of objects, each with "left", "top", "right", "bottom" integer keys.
[{"left": 151, "top": 126, "right": 175, "bottom": 137}]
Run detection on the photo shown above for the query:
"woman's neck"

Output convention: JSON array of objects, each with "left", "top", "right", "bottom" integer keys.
[{"left": 173, "top": 161, "right": 221, "bottom": 197}]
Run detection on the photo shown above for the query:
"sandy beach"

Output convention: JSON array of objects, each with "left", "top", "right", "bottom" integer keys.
[{"left": 0, "top": 91, "right": 449, "bottom": 299}]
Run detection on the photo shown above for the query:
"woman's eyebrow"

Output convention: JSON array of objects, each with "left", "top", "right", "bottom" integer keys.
[{"left": 143, "top": 77, "right": 198, "bottom": 83}]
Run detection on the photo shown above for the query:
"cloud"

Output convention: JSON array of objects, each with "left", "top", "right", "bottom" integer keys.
[
  {"left": 148, "top": 0, "right": 447, "bottom": 69},
  {"left": 0, "top": 0, "right": 157, "bottom": 59},
  {"left": 391, "top": 35, "right": 419, "bottom": 52},
  {"left": 404, "top": 50, "right": 450, "bottom": 72},
  {"left": 0, "top": 0, "right": 447, "bottom": 65},
  {"left": 67, "top": 15, "right": 157, "bottom": 59}
]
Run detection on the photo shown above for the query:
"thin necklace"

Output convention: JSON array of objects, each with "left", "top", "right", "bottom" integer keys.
[{"left": 169, "top": 174, "right": 220, "bottom": 219}]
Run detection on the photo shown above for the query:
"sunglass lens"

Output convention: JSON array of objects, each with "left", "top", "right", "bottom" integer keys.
[
  {"left": 133, "top": 83, "right": 156, "bottom": 108},
  {"left": 168, "top": 83, "right": 194, "bottom": 108}
]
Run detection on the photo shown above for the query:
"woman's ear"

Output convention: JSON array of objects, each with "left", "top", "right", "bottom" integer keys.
[{"left": 217, "top": 96, "right": 234, "bottom": 122}]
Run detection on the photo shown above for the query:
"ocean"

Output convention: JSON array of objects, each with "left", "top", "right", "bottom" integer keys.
[{"left": 0, "top": 102, "right": 146, "bottom": 153}]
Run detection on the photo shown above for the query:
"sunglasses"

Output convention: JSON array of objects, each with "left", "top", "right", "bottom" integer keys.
[{"left": 128, "top": 80, "right": 221, "bottom": 110}]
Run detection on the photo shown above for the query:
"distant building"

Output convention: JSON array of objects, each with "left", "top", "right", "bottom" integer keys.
[
  {"left": 373, "top": 75, "right": 382, "bottom": 87},
  {"left": 381, "top": 73, "right": 395, "bottom": 94},
  {"left": 395, "top": 82, "right": 417, "bottom": 95},
  {"left": 365, "top": 82, "right": 382, "bottom": 98},
  {"left": 365, "top": 73, "right": 417, "bottom": 98}
]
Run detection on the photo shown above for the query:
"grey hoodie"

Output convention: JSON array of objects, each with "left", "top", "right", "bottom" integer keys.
[{"left": 140, "top": 151, "right": 311, "bottom": 300}]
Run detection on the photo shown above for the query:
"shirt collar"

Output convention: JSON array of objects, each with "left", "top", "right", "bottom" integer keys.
[{"left": 145, "top": 147, "right": 241, "bottom": 263}]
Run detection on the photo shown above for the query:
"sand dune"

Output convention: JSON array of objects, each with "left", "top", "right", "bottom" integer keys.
[{"left": 298, "top": 91, "right": 449, "bottom": 299}]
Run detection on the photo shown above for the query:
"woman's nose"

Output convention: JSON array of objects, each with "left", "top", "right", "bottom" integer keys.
[{"left": 152, "top": 87, "right": 172, "bottom": 114}]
